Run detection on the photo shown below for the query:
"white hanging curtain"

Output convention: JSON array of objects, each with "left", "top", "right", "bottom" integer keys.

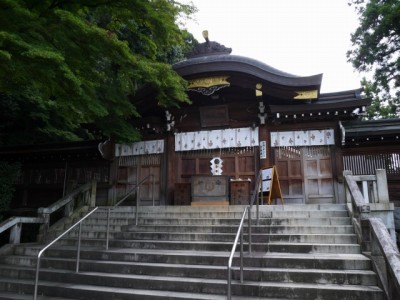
[
  {"left": 175, "top": 127, "right": 259, "bottom": 152},
  {"left": 270, "top": 129, "right": 334, "bottom": 147},
  {"left": 115, "top": 139, "right": 164, "bottom": 157}
]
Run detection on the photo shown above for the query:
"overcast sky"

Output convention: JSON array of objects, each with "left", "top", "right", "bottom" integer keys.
[{"left": 182, "top": 0, "right": 363, "bottom": 93}]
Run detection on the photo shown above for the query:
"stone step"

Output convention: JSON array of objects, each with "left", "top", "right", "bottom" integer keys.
[
  {"left": 113, "top": 210, "right": 349, "bottom": 219},
  {"left": 58, "top": 224, "right": 354, "bottom": 239},
  {"left": 62, "top": 229, "right": 357, "bottom": 243},
  {"left": 121, "top": 224, "right": 355, "bottom": 234},
  {"left": 0, "top": 203, "right": 382, "bottom": 300},
  {"left": 58, "top": 224, "right": 352, "bottom": 239},
  {"left": 233, "top": 280, "right": 383, "bottom": 299},
  {"left": 135, "top": 217, "right": 351, "bottom": 226},
  {"left": 95, "top": 204, "right": 347, "bottom": 213},
  {"left": 51, "top": 237, "right": 361, "bottom": 253},
  {"left": 5, "top": 248, "right": 372, "bottom": 270},
  {"left": 0, "top": 274, "right": 383, "bottom": 300},
  {"left": 0, "top": 259, "right": 377, "bottom": 286},
  {"left": 0, "top": 277, "right": 296, "bottom": 300},
  {"left": 0, "top": 290, "right": 77, "bottom": 300},
  {"left": 110, "top": 232, "right": 357, "bottom": 244},
  {"left": 89, "top": 207, "right": 348, "bottom": 218},
  {"left": 81, "top": 217, "right": 131, "bottom": 225}
]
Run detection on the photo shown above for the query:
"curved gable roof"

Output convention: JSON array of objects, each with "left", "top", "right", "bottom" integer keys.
[{"left": 173, "top": 54, "right": 322, "bottom": 88}]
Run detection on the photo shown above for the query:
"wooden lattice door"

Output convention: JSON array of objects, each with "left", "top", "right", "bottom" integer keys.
[
  {"left": 274, "top": 146, "right": 334, "bottom": 204},
  {"left": 117, "top": 154, "right": 161, "bottom": 206},
  {"left": 303, "top": 146, "right": 334, "bottom": 204},
  {"left": 274, "top": 147, "right": 304, "bottom": 203}
]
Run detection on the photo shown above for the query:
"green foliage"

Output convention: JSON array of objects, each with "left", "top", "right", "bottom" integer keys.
[
  {"left": 347, "top": 0, "right": 400, "bottom": 118},
  {"left": 0, "top": 161, "right": 20, "bottom": 221},
  {"left": 361, "top": 78, "right": 400, "bottom": 119},
  {"left": 0, "top": 0, "right": 196, "bottom": 145}
]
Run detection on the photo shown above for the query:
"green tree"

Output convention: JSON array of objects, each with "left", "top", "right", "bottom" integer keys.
[
  {"left": 0, "top": 161, "right": 20, "bottom": 221},
  {"left": 347, "top": 0, "right": 400, "bottom": 118},
  {"left": 361, "top": 78, "right": 399, "bottom": 119},
  {"left": 0, "top": 0, "right": 196, "bottom": 145}
]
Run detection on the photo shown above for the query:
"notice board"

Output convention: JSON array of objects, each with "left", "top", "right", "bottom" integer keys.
[{"left": 261, "top": 166, "right": 283, "bottom": 205}]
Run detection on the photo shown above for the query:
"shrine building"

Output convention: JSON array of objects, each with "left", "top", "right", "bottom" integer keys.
[
  {"left": 2, "top": 35, "right": 400, "bottom": 211},
  {"left": 111, "top": 35, "right": 386, "bottom": 207}
]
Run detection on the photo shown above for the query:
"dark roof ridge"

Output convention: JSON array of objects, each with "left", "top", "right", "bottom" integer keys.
[
  {"left": 173, "top": 54, "right": 322, "bottom": 87},
  {"left": 320, "top": 88, "right": 363, "bottom": 98}
]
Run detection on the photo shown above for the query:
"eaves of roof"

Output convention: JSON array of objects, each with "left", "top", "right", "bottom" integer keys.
[{"left": 173, "top": 55, "right": 322, "bottom": 88}]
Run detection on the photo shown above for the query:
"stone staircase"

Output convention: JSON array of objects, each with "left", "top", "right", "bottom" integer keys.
[{"left": 0, "top": 204, "right": 385, "bottom": 299}]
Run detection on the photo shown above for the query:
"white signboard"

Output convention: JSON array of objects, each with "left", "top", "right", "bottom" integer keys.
[
  {"left": 259, "top": 141, "right": 266, "bottom": 159},
  {"left": 261, "top": 167, "right": 273, "bottom": 192}
]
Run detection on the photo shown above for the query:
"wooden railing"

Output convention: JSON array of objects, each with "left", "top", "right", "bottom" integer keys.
[
  {"left": 343, "top": 153, "right": 400, "bottom": 176},
  {"left": 343, "top": 169, "right": 400, "bottom": 299}
]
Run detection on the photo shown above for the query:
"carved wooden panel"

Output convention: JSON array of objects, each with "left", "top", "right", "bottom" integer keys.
[
  {"left": 199, "top": 105, "right": 229, "bottom": 127},
  {"left": 191, "top": 175, "right": 229, "bottom": 202}
]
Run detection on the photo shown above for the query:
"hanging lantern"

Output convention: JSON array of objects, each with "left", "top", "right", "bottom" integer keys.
[{"left": 210, "top": 157, "right": 223, "bottom": 175}]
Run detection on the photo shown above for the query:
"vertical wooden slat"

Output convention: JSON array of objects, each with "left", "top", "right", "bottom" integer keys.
[{"left": 343, "top": 152, "right": 400, "bottom": 176}]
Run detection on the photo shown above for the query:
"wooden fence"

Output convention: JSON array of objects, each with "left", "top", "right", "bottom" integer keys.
[{"left": 343, "top": 152, "right": 400, "bottom": 203}]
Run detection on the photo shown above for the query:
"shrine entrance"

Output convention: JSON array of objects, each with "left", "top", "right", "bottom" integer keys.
[
  {"left": 274, "top": 146, "right": 334, "bottom": 204},
  {"left": 175, "top": 147, "right": 258, "bottom": 205},
  {"left": 116, "top": 154, "right": 161, "bottom": 206}
]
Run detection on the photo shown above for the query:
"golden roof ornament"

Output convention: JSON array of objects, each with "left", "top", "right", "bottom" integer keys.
[{"left": 187, "top": 30, "right": 232, "bottom": 58}]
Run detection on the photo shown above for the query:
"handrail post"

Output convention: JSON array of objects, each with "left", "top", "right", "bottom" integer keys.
[
  {"left": 33, "top": 257, "right": 41, "bottom": 300},
  {"left": 136, "top": 186, "right": 140, "bottom": 226},
  {"left": 76, "top": 222, "right": 82, "bottom": 273},
  {"left": 106, "top": 208, "right": 110, "bottom": 250},
  {"left": 152, "top": 175, "right": 155, "bottom": 206},
  {"left": 248, "top": 206, "right": 252, "bottom": 254},
  {"left": 227, "top": 266, "right": 232, "bottom": 300},
  {"left": 256, "top": 192, "right": 259, "bottom": 226},
  {"left": 240, "top": 226, "right": 244, "bottom": 283},
  {"left": 33, "top": 207, "right": 98, "bottom": 300},
  {"left": 227, "top": 207, "right": 249, "bottom": 299}
]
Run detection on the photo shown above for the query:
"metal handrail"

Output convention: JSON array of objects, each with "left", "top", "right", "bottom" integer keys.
[
  {"left": 105, "top": 174, "right": 154, "bottom": 250},
  {"left": 33, "top": 207, "right": 99, "bottom": 300},
  {"left": 227, "top": 170, "right": 263, "bottom": 299},
  {"left": 249, "top": 171, "right": 263, "bottom": 223},
  {"left": 34, "top": 171, "right": 153, "bottom": 300},
  {"left": 227, "top": 206, "right": 249, "bottom": 299},
  {"left": 114, "top": 174, "right": 154, "bottom": 207}
]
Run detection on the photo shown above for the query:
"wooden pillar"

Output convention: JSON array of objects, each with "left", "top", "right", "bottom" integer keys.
[
  {"left": 258, "top": 124, "right": 270, "bottom": 169},
  {"left": 165, "top": 134, "right": 176, "bottom": 205},
  {"left": 107, "top": 157, "right": 119, "bottom": 206}
]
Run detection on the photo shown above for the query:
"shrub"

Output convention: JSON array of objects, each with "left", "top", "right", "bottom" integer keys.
[{"left": 0, "top": 161, "right": 21, "bottom": 221}]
